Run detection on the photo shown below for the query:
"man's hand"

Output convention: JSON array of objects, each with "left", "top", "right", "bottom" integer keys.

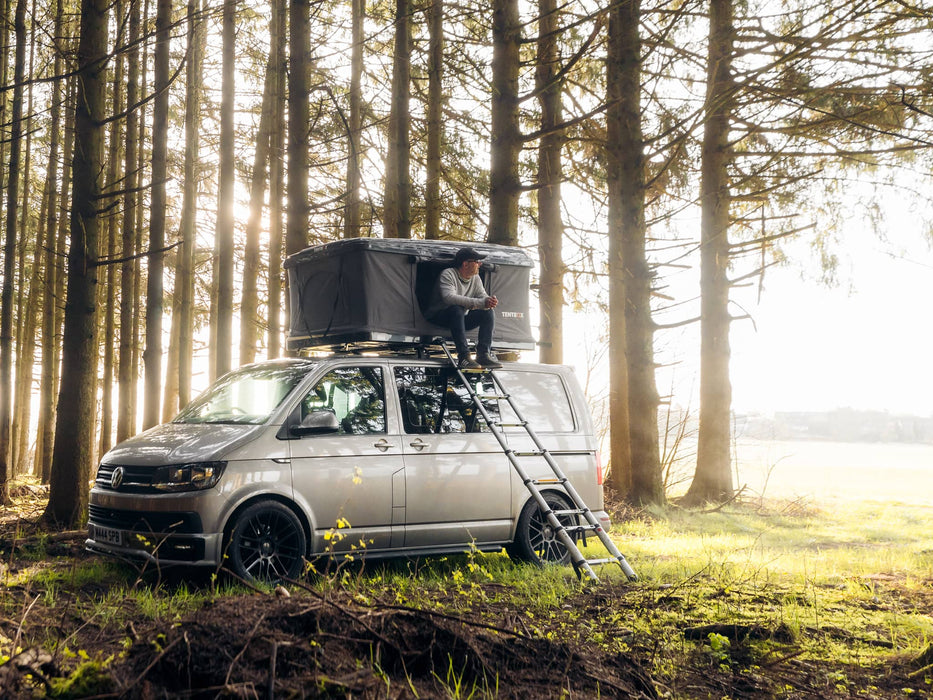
[{"left": 485, "top": 295, "right": 498, "bottom": 309}]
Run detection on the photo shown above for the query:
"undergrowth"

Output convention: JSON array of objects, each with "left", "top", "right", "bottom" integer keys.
[{"left": 0, "top": 493, "right": 929, "bottom": 697}]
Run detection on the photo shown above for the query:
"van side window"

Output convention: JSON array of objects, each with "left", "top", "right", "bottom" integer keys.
[
  {"left": 301, "top": 366, "right": 386, "bottom": 435},
  {"left": 496, "top": 370, "right": 575, "bottom": 433},
  {"left": 394, "top": 366, "right": 499, "bottom": 434}
]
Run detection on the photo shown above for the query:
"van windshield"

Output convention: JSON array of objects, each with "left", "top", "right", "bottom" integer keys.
[{"left": 174, "top": 362, "right": 314, "bottom": 425}]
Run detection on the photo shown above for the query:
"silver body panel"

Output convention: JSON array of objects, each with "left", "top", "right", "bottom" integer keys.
[{"left": 86, "top": 357, "right": 609, "bottom": 568}]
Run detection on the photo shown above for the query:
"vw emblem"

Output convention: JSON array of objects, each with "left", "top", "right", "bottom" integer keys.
[{"left": 110, "top": 467, "right": 125, "bottom": 490}]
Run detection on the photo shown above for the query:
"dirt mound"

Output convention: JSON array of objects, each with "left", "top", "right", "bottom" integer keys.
[{"left": 119, "top": 593, "right": 658, "bottom": 699}]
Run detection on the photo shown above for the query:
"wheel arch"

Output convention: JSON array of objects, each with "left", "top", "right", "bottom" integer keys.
[
  {"left": 222, "top": 493, "right": 313, "bottom": 556},
  {"left": 511, "top": 488, "right": 572, "bottom": 537}
]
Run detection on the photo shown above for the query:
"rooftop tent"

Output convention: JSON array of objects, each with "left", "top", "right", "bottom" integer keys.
[{"left": 284, "top": 238, "right": 536, "bottom": 352}]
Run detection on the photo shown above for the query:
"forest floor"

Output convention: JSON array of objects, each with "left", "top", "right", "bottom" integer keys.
[{"left": 0, "top": 482, "right": 930, "bottom": 698}]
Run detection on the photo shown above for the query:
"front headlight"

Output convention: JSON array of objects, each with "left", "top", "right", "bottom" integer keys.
[{"left": 152, "top": 462, "right": 226, "bottom": 492}]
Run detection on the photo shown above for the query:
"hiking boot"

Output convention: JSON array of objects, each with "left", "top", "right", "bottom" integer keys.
[
  {"left": 476, "top": 352, "right": 503, "bottom": 369},
  {"left": 458, "top": 355, "right": 482, "bottom": 371}
]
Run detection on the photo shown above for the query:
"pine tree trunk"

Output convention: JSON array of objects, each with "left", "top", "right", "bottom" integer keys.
[
  {"left": 239, "top": 47, "right": 276, "bottom": 366},
  {"left": 214, "top": 0, "right": 236, "bottom": 376},
  {"left": 117, "top": 0, "right": 141, "bottom": 442},
  {"left": 535, "top": 0, "right": 563, "bottom": 365},
  {"left": 267, "top": 0, "right": 285, "bottom": 359},
  {"left": 0, "top": 0, "right": 27, "bottom": 503},
  {"left": 383, "top": 0, "right": 411, "bottom": 240},
  {"left": 615, "top": 0, "right": 663, "bottom": 506},
  {"left": 12, "top": 9, "right": 37, "bottom": 476},
  {"left": 100, "top": 5, "right": 124, "bottom": 454},
  {"left": 143, "top": 0, "right": 172, "bottom": 429},
  {"left": 287, "top": 0, "right": 310, "bottom": 260},
  {"left": 488, "top": 0, "right": 521, "bottom": 246},
  {"left": 42, "top": 76, "right": 75, "bottom": 484},
  {"left": 35, "top": 0, "right": 66, "bottom": 480},
  {"left": 131, "top": 0, "right": 150, "bottom": 429},
  {"left": 686, "top": 0, "right": 736, "bottom": 505},
  {"left": 45, "top": 0, "right": 109, "bottom": 527},
  {"left": 424, "top": 0, "right": 443, "bottom": 241},
  {"left": 343, "top": 0, "right": 364, "bottom": 239},
  {"left": 170, "top": 0, "right": 204, "bottom": 412},
  {"left": 604, "top": 0, "right": 631, "bottom": 497}
]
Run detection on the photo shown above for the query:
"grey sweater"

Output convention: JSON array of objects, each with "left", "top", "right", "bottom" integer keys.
[{"left": 426, "top": 267, "right": 488, "bottom": 317}]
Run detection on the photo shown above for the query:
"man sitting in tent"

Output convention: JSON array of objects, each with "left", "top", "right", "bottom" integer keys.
[{"left": 426, "top": 246, "right": 504, "bottom": 370}]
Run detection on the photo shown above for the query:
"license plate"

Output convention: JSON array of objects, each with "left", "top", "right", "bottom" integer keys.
[{"left": 92, "top": 525, "right": 124, "bottom": 547}]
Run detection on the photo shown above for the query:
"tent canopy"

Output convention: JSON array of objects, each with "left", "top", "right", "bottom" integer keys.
[{"left": 284, "top": 238, "right": 536, "bottom": 352}]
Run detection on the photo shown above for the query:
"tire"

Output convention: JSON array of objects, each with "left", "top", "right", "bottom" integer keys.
[
  {"left": 506, "top": 492, "right": 577, "bottom": 566},
  {"left": 227, "top": 501, "right": 307, "bottom": 583}
]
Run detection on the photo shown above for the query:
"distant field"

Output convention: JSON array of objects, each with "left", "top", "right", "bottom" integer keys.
[{"left": 728, "top": 439, "right": 933, "bottom": 506}]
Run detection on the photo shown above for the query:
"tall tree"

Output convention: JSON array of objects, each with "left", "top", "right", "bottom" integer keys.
[
  {"left": 383, "top": 0, "right": 411, "bottom": 239},
  {"left": 35, "top": 0, "right": 68, "bottom": 481},
  {"left": 423, "top": 0, "right": 443, "bottom": 240},
  {"left": 118, "top": 0, "right": 142, "bottom": 442},
  {"left": 267, "top": 0, "right": 286, "bottom": 357},
  {"left": 143, "top": 0, "right": 173, "bottom": 429},
  {"left": 45, "top": 0, "right": 109, "bottom": 526},
  {"left": 214, "top": 0, "right": 236, "bottom": 376},
  {"left": 612, "top": 0, "right": 663, "bottom": 505},
  {"left": 535, "top": 0, "right": 563, "bottom": 364},
  {"left": 343, "top": 0, "right": 364, "bottom": 239},
  {"left": 0, "top": 0, "right": 26, "bottom": 504},
  {"left": 488, "top": 0, "right": 521, "bottom": 246},
  {"left": 164, "top": 0, "right": 204, "bottom": 417},
  {"left": 239, "top": 39, "right": 277, "bottom": 366},
  {"left": 684, "top": 0, "right": 736, "bottom": 505},
  {"left": 287, "top": 0, "right": 311, "bottom": 261},
  {"left": 100, "top": 0, "right": 125, "bottom": 455}
]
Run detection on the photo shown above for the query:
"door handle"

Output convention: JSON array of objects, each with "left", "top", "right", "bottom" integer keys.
[
  {"left": 409, "top": 438, "right": 429, "bottom": 451},
  {"left": 373, "top": 438, "right": 393, "bottom": 452}
]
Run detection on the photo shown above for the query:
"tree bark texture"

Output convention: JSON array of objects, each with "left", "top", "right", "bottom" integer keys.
[
  {"left": 0, "top": 0, "right": 26, "bottom": 504},
  {"left": 36, "top": 0, "right": 66, "bottom": 481},
  {"left": 343, "top": 0, "right": 364, "bottom": 239},
  {"left": 687, "top": 0, "right": 736, "bottom": 505},
  {"left": 287, "top": 0, "right": 310, "bottom": 261},
  {"left": 267, "top": 0, "right": 286, "bottom": 358},
  {"left": 165, "top": 0, "right": 204, "bottom": 418},
  {"left": 488, "top": 0, "right": 521, "bottom": 246},
  {"left": 118, "top": 0, "right": 141, "bottom": 442},
  {"left": 383, "top": 0, "right": 411, "bottom": 239},
  {"left": 614, "top": 0, "right": 663, "bottom": 506},
  {"left": 424, "top": 0, "right": 443, "bottom": 240},
  {"left": 536, "top": 0, "right": 563, "bottom": 365},
  {"left": 214, "top": 0, "right": 237, "bottom": 376},
  {"left": 239, "top": 44, "right": 276, "bottom": 366},
  {"left": 143, "top": 0, "right": 173, "bottom": 429},
  {"left": 46, "top": 0, "right": 108, "bottom": 526}
]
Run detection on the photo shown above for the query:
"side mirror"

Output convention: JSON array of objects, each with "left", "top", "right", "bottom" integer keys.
[{"left": 290, "top": 408, "right": 339, "bottom": 436}]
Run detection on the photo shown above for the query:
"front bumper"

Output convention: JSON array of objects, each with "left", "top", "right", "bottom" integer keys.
[{"left": 86, "top": 502, "right": 223, "bottom": 567}]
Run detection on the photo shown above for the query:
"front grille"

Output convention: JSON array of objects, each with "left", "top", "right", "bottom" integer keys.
[
  {"left": 95, "top": 464, "right": 158, "bottom": 493},
  {"left": 88, "top": 504, "right": 203, "bottom": 534}
]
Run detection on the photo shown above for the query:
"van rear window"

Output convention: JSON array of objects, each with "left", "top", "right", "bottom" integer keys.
[{"left": 496, "top": 370, "right": 575, "bottom": 433}]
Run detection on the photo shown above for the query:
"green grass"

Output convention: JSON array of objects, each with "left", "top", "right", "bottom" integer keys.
[{"left": 2, "top": 499, "right": 931, "bottom": 696}]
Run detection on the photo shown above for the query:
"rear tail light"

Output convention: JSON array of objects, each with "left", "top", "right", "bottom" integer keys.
[{"left": 596, "top": 451, "right": 604, "bottom": 486}]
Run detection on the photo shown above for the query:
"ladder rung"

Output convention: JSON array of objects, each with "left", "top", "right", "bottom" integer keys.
[
  {"left": 476, "top": 393, "right": 508, "bottom": 400},
  {"left": 493, "top": 421, "right": 527, "bottom": 428},
  {"left": 512, "top": 450, "right": 545, "bottom": 457},
  {"left": 552, "top": 508, "right": 584, "bottom": 516},
  {"left": 565, "top": 524, "right": 600, "bottom": 533},
  {"left": 584, "top": 558, "right": 617, "bottom": 566}
]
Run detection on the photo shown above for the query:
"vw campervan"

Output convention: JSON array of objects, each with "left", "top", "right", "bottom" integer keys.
[{"left": 86, "top": 356, "right": 609, "bottom": 582}]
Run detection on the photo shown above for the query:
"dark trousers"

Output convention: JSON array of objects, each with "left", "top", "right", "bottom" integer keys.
[{"left": 428, "top": 306, "right": 494, "bottom": 356}]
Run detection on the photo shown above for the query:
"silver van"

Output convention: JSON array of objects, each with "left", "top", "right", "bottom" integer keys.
[{"left": 86, "top": 356, "right": 610, "bottom": 582}]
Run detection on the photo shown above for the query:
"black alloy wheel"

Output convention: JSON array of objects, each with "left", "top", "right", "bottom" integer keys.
[
  {"left": 228, "top": 501, "right": 307, "bottom": 583},
  {"left": 506, "top": 492, "right": 577, "bottom": 566}
]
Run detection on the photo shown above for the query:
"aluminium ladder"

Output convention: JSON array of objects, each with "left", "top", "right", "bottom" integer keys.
[{"left": 436, "top": 341, "right": 637, "bottom": 582}]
